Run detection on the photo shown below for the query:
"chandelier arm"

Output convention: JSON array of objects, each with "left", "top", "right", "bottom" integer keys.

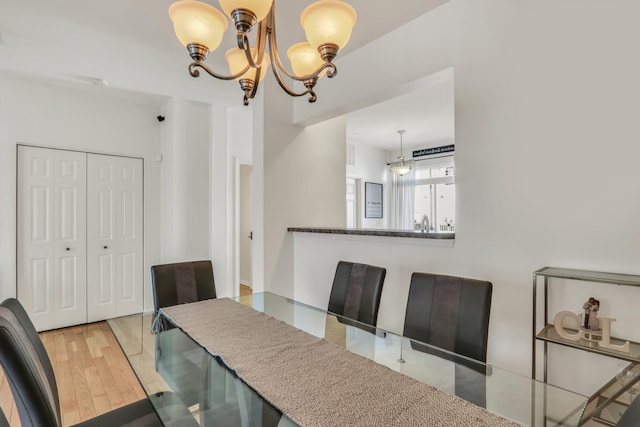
[
  {"left": 236, "top": 15, "right": 268, "bottom": 71},
  {"left": 266, "top": 6, "right": 336, "bottom": 82},
  {"left": 267, "top": 53, "right": 320, "bottom": 102},
  {"left": 246, "top": 63, "right": 261, "bottom": 102},
  {"left": 188, "top": 62, "right": 250, "bottom": 80},
  {"left": 243, "top": 18, "right": 269, "bottom": 103},
  {"left": 237, "top": 34, "right": 264, "bottom": 70},
  {"left": 251, "top": 9, "right": 310, "bottom": 101},
  {"left": 253, "top": 14, "right": 268, "bottom": 68},
  {"left": 270, "top": 63, "right": 316, "bottom": 98}
]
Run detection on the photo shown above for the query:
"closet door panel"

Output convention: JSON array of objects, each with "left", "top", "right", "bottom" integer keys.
[
  {"left": 54, "top": 152, "right": 87, "bottom": 325},
  {"left": 30, "top": 258, "right": 50, "bottom": 314},
  {"left": 18, "top": 146, "right": 87, "bottom": 331},
  {"left": 87, "top": 154, "right": 143, "bottom": 321}
]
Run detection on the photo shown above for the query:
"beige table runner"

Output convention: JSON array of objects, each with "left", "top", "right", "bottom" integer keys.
[{"left": 162, "top": 298, "right": 522, "bottom": 427}]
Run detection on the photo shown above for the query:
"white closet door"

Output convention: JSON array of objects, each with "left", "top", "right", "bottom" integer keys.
[
  {"left": 87, "top": 154, "right": 143, "bottom": 321},
  {"left": 17, "top": 146, "right": 87, "bottom": 331}
]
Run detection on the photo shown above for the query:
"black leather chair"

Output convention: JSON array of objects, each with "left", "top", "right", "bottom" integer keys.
[
  {"left": 0, "top": 298, "right": 197, "bottom": 427},
  {"left": 404, "top": 272, "right": 492, "bottom": 362},
  {"left": 403, "top": 272, "right": 493, "bottom": 407},
  {"left": 618, "top": 395, "right": 640, "bottom": 427},
  {"left": 151, "top": 260, "right": 217, "bottom": 332},
  {"left": 328, "top": 261, "right": 386, "bottom": 331},
  {"left": 150, "top": 260, "right": 217, "bottom": 408},
  {"left": 150, "top": 261, "right": 281, "bottom": 426}
]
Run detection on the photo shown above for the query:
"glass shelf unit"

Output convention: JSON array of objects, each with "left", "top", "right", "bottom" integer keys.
[
  {"left": 536, "top": 325, "right": 640, "bottom": 363},
  {"left": 534, "top": 267, "right": 640, "bottom": 288},
  {"left": 532, "top": 267, "right": 640, "bottom": 426}
]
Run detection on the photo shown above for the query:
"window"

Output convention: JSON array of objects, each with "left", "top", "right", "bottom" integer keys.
[{"left": 414, "top": 157, "right": 455, "bottom": 232}]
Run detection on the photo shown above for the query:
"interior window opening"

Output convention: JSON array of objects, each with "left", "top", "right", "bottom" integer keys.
[{"left": 413, "top": 157, "right": 455, "bottom": 232}]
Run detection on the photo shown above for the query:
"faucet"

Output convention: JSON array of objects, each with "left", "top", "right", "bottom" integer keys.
[{"left": 421, "top": 215, "right": 430, "bottom": 232}]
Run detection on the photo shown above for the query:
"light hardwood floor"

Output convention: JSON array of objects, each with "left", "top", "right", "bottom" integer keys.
[
  {"left": 0, "top": 322, "right": 146, "bottom": 427},
  {"left": 1, "top": 288, "right": 252, "bottom": 426},
  {"left": 239, "top": 284, "right": 252, "bottom": 296}
]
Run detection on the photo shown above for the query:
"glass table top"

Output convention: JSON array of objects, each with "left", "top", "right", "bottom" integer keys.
[{"left": 109, "top": 292, "right": 588, "bottom": 426}]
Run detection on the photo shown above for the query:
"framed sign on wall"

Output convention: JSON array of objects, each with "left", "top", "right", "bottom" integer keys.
[{"left": 365, "top": 182, "right": 383, "bottom": 218}]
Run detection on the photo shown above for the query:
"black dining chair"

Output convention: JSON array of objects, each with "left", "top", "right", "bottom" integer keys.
[
  {"left": 0, "top": 298, "right": 197, "bottom": 427},
  {"left": 150, "top": 260, "right": 217, "bottom": 332},
  {"left": 403, "top": 272, "right": 493, "bottom": 407},
  {"left": 150, "top": 260, "right": 217, "bottom": 408},
  {"left": 150, "top": 261, "right": 282, "bottom": 426},
  {"left": 328, "top": 261, "right": 386, "bottom": 332}
]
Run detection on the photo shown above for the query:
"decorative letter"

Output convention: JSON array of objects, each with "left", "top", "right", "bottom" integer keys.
[
  {"left": 598, "top": 316, "right": 630, "bottom": 353},
  {"left": 553, "top": 311, "right": 582, "bottom": 341}
]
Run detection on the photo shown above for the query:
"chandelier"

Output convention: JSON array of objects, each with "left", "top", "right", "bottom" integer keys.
[
  {"left": 169, "top": 0, "right": 357, "bottom": 105},
  {"left": 389, "top": 130, "right": 413, "bottom": 176}
]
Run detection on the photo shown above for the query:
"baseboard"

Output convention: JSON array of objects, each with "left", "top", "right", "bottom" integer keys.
[{"left": 239, "top": 280, "right": 252, "bottom": 288}]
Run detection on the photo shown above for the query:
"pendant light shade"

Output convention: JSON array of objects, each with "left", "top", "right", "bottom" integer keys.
[
  {"left": 226, "top": 47, "right": 270, "bottom": 81},
  {"left": 287, "top": 42, "right": 325, "bottom": 77},
  {"left": 218, "top": 0, "right": 274, "bottom": 22},
  {"left": 390, "top": 161, "right": 412, "bottom": 176},
  {"left": 301, "top": 0, "right": 357, "bottom": 50},
  {"left": 390, "top": 130, "right": 412, "bottom": 176},
  {"left": 169, "top": 1, "right": 229, "bottom": 51}
]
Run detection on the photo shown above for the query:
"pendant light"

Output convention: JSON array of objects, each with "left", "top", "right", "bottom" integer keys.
[{"left": 390, "top": 130, "right": 412, "bottom": 176}]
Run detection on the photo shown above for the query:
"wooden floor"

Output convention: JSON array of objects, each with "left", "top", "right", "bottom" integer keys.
[
  {"left": 0, "top": 322, "right": 146, "bottom": 427},
  {"left": 1, "top": 286, "right": 253, "bottom": 426}
]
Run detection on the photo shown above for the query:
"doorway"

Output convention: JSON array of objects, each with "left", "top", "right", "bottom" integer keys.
[
  {"left": 238, "top": 163, "right": 253, "bottom": 296},
  {"left": 346, "top": 177, "right": 361, "bottom": 228}
]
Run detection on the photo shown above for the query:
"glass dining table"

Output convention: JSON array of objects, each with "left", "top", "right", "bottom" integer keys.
[{"left": 108, "top": 292, "right": 588, "bottom": 426}]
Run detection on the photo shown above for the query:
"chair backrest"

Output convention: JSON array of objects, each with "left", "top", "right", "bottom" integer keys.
[
  {"left": 403, "top": 272, "right": 493, "bottom": 362},
  {"left": 328, "top": 261, "right": 386, "bottom": 328},
  {"left": 0, "top": 299, "right": 61, "bottom": 427},
  {"left": 151, "top": 260, "right": 217, "bottom": 316}
]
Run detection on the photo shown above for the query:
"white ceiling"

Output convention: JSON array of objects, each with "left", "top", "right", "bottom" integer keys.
[
  {"left": 0, "top": 0, "right": 451, "bottom": 144},
  {"left": 346, "top": 77, "right": 454, "bottom": 151}
]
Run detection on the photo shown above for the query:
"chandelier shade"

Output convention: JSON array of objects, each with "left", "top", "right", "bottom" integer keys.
[
  {"left": 300, "top": 0, "right": 357, "bottom": 51},
  {"left": 168, "top": 1, "right": 228, "bottom": 52},
  {"left": 226, "top": 47, "right": 270, "bottom": 81},
  {"left": 218, "top": 0, "right": 274, "bottom": 23},
  {"left": 168, "top": 0, "right": 357, "bottom": 105},
  {"left": 287, "top": 42, "right": 325, "bottom": 77}
]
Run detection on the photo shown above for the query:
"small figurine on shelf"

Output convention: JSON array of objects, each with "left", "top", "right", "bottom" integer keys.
[
  {"left": 554, "top": 297, "right": 630, "bottom": 352},
  {"left": 582, "top": 297, "right": 601, "bottom": 330},
  {"left": 588, "top": 299, "right": 600, "bottom": 331}
]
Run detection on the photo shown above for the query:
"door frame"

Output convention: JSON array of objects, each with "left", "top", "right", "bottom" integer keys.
[{"left": 233, "top": 156, "right": 253, "bottom": 298}]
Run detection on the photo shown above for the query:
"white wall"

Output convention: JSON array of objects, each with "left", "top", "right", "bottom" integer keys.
[
  {"left": 160, "top": 98, "right": 211, "bottom": 262},
  {"left": 0, "top": 73, "right": 165, "bottom": 311},
  {"left": 160, "top": 101, "right": 253, "bottom": 299},
  {"left": 265, "top": 0, "right": 640, "bottom": 394},
  {"left": 347, "top": 141, "right": 388, "bottom": 228},
  {"left": 263, "top": 78, "right": 347, "bottom": 296}
]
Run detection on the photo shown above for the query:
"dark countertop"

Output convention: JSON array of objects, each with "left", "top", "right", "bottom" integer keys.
[{"left": 287, "top": 227, "right": 455, "bottom": 240}]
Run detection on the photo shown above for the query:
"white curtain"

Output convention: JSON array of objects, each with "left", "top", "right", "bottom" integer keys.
[{"left": 389, "top": 164, "right": 416, "bottom": 230}]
